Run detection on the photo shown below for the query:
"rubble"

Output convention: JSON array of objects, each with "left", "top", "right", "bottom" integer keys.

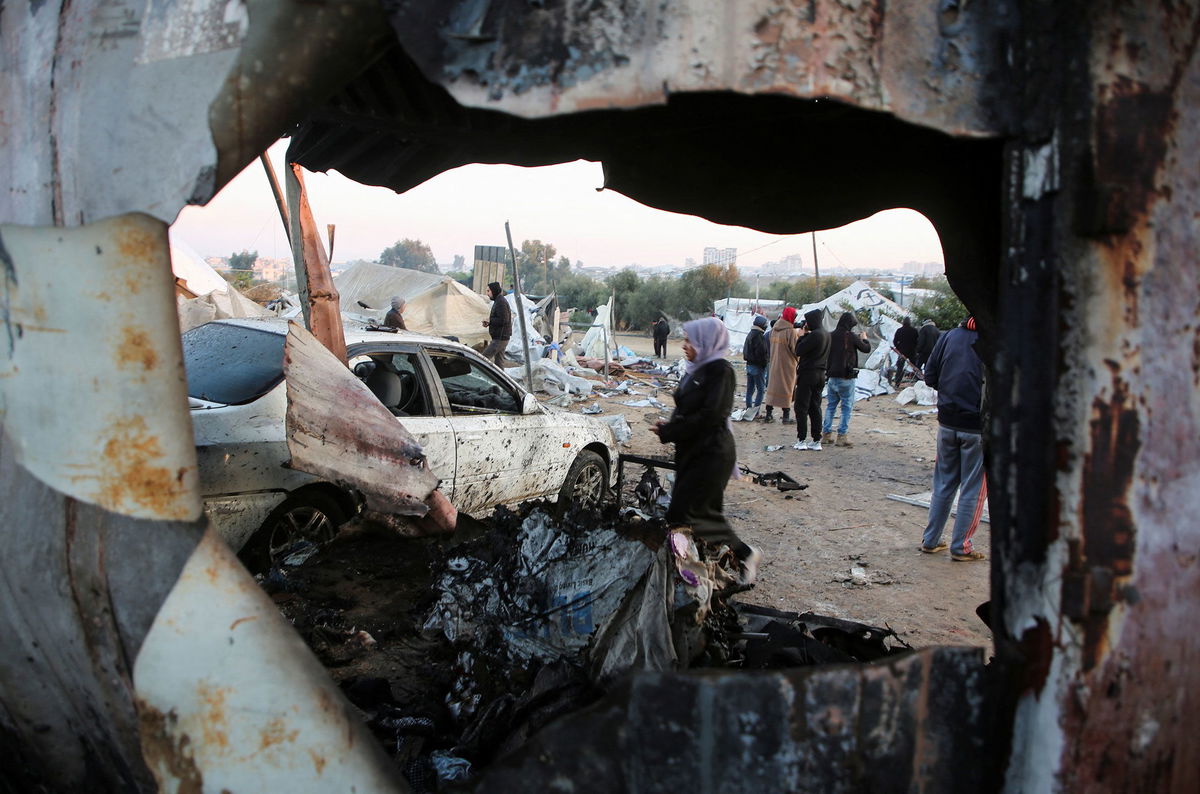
[{"left": 265, "top": 501, "right": 924, "bottom": 791}]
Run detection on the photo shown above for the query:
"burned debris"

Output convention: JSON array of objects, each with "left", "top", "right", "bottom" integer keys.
[{"left": 264, "top": 500, "right": 924, "bottom": 790}]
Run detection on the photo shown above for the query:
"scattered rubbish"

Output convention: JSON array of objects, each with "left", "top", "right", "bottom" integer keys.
[
  {"left": 581, "top": 402, "right": 603, "bottom": 414},
  {"left": 281, "top": 540, "right": 320, "bottom": 567},
  {"left": 886, "top": 491, "right": 991, "bottom": 524},
  {"left": 598, "top": 414, "right": 633, "bottom": 443},
  {"left": 865, "top": 428, "right": 900, "bottom": 435},
  {"left": 895, "top": 381, "right": 938, "bottom": 406},
  {"left": 906, "top": 408, "right": 939, "bottom": 416},
  {"left": 622, "top": 398, "right": 666, "bottom": 408},
  {"left": 764, "top": 445, "right": 784, "bottom": 452},
  {"left": 430, "top": 752, "right": 472, "bottom": 784},
  {"left": 739, "top": 465, "right": 807, "bottom": 491},
  {"left": 833, "top": 562, "right": 897, "bottom": 587},
  {"left": 546, "top": 393, "right": 573, "bottom": 407}
]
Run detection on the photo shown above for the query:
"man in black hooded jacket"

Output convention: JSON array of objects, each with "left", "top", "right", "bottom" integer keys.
[
  {"left": 822, "top": 311, "right": 871, "bottom": 446},
  {"left": 792, "top": 309, "right": 830, "bottom": 450}
]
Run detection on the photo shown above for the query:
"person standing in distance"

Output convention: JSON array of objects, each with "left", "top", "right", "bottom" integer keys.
[
  {"left": 480, "top": 281, "right": 512, "bottom": 365},
  {"left": 742, "top": 314, "right": 769, "bottom": 413},
  {"left": 916, "top": 318, "right": 940, "bottom": 372},
  {"left": 821, "top": 311, "right": 870, "bottom": 446},
  {"left": 652, "top": 316, "right": 671, "bottom": 359},
  {"left": 792, "top": 309, "right": 831, "bottom": 450},
  {"left": 383, "top": 296, "right": 407, "bottom": 330},
  {"left": 764, "top": 306, "right": 799, "bottom": 423},
  {"left": 892, "top": 316, "right": 919, "bottom": 388},
  {"left": 652, "top": 317, "right": 762, "bottom": 584},
  {"left": 919, "top": 316, "right": 988, "bottom": 561}
]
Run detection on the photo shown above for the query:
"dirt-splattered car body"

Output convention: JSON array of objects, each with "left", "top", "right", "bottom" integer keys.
[{"left": 187, "top": 318, "right": 619, "bottom": 554}]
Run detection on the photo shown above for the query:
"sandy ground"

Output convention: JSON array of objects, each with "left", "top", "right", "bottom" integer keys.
[{"left": 604, "top": 332, "right": 992, "bottom": 650}]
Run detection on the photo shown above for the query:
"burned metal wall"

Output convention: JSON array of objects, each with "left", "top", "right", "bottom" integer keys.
[{"left": 2, "top": 0, "right": 1197, "bottom": 791}]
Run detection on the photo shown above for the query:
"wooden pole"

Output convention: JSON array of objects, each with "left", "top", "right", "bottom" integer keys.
[
  {"left": 504, "top": 222, "right": 535, "bottom": 393},
  {"left": 260, "top": 152, "right": 290, "bottom": 240}
]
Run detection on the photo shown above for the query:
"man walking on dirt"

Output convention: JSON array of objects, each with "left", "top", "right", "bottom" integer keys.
[
  {"left": 916, "top": 318, "right": 940, "bottom": 370},
  {"left": 481, "top": 281, "right": 512, "bottom": 365},
  {"left": 652, "top": 316, "right": 671, "bottom": 358},
  {"left": 919, "top": 316, "right": 988, "bottom": 561}
]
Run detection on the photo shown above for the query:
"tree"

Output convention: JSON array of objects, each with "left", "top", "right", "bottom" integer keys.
[
  {"left": 229, "top": 250, "right": 257, "bottom": 272},
  {"left": 672, "top": 264, "right": 746, "bottom": 317},
  {"left": 379, "top": 239, "right": 439, "bottom": 273},
  {"left": 910, "top": 278, "right": 969, "bottom": 329},
  {"left": 515, "top": 240, "right": 571, "bottom": 294}
]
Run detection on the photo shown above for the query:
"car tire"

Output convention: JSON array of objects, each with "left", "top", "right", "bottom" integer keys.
[
  {"left": 240, "top": 491, "right": 348, "bottom": 572},
  {"left": 556, "top": 450, "right": 608, "bottom": 516}
]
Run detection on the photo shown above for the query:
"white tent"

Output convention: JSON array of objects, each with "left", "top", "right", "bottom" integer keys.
[
  {"left": 171, "top": 239, "right": 273, "bottom": 332},
  {"left": 579, "top": 297, "right": 614, "bottom": 360},
  {"left": 712, "top": 298, "right": 786, "bottom": 352},
  {"left": 334, "top": 262, "right": 492, "bottom": 344}
]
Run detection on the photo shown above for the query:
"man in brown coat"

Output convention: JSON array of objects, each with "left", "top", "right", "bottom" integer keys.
[{"left": 763, "top": 306, "right": 800, "bottom": 423}]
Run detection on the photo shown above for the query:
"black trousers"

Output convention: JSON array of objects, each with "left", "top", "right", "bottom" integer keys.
[
  {"left": 653, "top": 338, "right": 667, "bottom": 357},
  {"left": 793, "top": 370, "right": 825, "bottom": 442}
]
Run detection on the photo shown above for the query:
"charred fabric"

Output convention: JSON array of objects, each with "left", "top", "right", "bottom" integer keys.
[{"left": 265, "top": 497, "right": 910, "bottom": 791}]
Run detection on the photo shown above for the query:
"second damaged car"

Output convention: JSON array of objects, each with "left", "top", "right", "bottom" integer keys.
[{"left": 184, "top": 318, "right": 618, "bottom": 567}]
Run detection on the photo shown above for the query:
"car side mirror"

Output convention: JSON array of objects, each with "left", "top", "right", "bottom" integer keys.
[{"left": 521, "top": 392, "right": 539, "bottom": 415}]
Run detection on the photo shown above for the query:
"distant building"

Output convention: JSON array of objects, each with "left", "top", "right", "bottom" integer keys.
[{"left": 702, "top": 246, "right": 737, "bottom": 267}]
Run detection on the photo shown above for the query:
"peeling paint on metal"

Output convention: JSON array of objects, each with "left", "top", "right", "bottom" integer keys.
[
  {"left": 133, "top": 527, "right": 404, "bottom": 791},
  {"left": 0, "top": 215, "right": 200, "bottom": 520}
]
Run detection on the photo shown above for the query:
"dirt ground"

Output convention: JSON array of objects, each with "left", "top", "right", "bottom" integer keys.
[{"left": 605, "top": 332, "right": 992, "bottom": 651}]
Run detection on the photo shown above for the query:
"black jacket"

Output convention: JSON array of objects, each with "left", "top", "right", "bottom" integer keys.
[
  {"left": 652, "top": 319, "right": 670, "bottom": 340},
  {"left": 916, "top": 321, "right": 940, "bottom": 362},
  {"left": 659, "top": 359, "right": 736, "bottom": 532},
  {"left": 488, "top": 294, "right": 513, "bottom": 340},
  {"left": 924, "top": 323, "right": 983, "bottom": 432},
  {"left": 893, "top": 324, "right": 918, "bottom": 359},
  {"left": 742, "top": 327, "right": 769, "bottom": 366},
  {"left": 827, "top": 313, "right": 870, "bottom": 379},
  {"left": 794, "top": 309, "right": 831, "bottom": 373}
]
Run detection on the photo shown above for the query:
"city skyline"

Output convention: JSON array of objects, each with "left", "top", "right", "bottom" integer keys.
[{"left": 171, "top": 140, "right": 947, "bottom": 274}]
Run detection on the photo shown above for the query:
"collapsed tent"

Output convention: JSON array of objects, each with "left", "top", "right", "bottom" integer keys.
[
  {"left": 578, "top": 297, "right": 614, "bottom": 360},
  {"left": 171, "top": 239, "right": 274, "bottom": 331},
  {"left": 334, "top": 262, "right": 492, "bottom": 344}
]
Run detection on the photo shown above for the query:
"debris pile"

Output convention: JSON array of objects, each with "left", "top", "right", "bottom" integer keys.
[{"left": 266, "top": 502, "right": 915, "bottom": 790}]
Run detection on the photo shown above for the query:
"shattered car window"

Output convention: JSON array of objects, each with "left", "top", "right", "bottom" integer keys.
[
  {"left": 182, "top": 323, "right": 286, "bottom": 405},
  {"left": 430, "top": 353, "right": 520, "bottom": 414}
]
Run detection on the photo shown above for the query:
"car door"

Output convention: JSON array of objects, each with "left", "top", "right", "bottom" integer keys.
[
  {"left": 347, "top": 345, "right": 457, "bottom": 500},
  {"left": 424, "top": 348, "right": 554, "bottom": 514}
]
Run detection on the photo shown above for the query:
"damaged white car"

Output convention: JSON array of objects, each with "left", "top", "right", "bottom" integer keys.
[{"left": 184, "top": 319, "right": 618, "bottom": 566}]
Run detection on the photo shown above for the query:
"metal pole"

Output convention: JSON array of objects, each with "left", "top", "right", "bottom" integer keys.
[
  {"left": 602, "top": 324, "right": 610, "bottom": 379},
  {"left": 260, "top": 151, "right": 290, "bottom": 240},
  {"left": 504, "top": 221, "right": 535, "bottom": 393},
  {"left": 811, "top": 231, "right": 822, "bottom": 297}
]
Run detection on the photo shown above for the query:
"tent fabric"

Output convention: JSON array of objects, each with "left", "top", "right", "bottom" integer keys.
[
  {"left": 171, "top": 240, "right": 273, "bottom": 332},
  {"left": 334, "top": 262, "right": 492, "bottom": 344},
  {"left": 712, "top": 299, "right": 785, "bottom": 352},
  {"left": 579, "top": 297, "right": 614, "bottom": 360}
]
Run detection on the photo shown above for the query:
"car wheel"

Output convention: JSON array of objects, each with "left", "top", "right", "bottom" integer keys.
[
  {"left": 556, "top": 450, "right": 607, "bottom": 516},
  {"left": 241, "top": 492, "right": 347, "bottom": 572}
]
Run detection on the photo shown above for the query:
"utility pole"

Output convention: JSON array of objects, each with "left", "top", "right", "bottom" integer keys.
[
  {"left": 811, "top": 231, "right": 822, "bottom": 298},
  {"left": 504, "top": 222, "right": 535, "bottom": 393}
]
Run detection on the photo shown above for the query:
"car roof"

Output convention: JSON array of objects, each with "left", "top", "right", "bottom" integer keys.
[{"left": 208, "top": 317, "right": 478, "bottom": 354}]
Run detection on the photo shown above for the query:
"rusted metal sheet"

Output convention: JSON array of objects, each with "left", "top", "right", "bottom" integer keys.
[
  {"left": 285, "top": 163, "right": 348, "bottom": 363},
  {"left": 133, "top": 527, "right": 404, "bottom": 792},
  {"left": 283, "top": 321, "right": 440, "bottom": 517},
  {"left": 382, "top": 0, "right": 1013, "bottom": 137},
  {"left": 0, "top": 215, "right": 200, "bottom": 520}
]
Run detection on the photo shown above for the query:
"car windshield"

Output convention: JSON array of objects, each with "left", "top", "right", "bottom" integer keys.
[{"left": 182, "top": 323, "right": 286, "bottom": 405}]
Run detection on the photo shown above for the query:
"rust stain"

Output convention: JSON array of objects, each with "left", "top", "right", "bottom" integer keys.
[
  {"left": 114, "top": 218, "right": 161, "bottom": 295},
  {"left": 93, "top": 415, "right": 191, "bottom": 517},
  {"left": 1073, "top": 364, "right": 1139, "bottom": 670},
  {"left": 309, "top": 748, "right": 328, "bottom": 775},
  {"left": 136, "top": 698, "right": 204, "bottom": 794},
  {"left": 115, "top": 325, "right": 158, "bottom": 371},
  {"left": 258, "top": 717, "right": 299, "bottom": 750},
  {"left": 229, "top": 615, "right": 259, "bottom": 631},
  {"left": 196, "top": 682, "right": 231, "bottom": 751}
]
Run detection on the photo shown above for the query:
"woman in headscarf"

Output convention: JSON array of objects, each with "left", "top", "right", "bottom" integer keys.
[
  {"left": 764, "top": 306, "right": 800, "bottom": 423},
  {"left": 652, "top": 317, "right": 762, "bottom": 583},
  {"left": 384, "top": 296, "right": 407, "bottom": 329}
]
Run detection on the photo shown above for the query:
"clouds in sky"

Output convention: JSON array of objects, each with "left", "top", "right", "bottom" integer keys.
[{"left": 171, "top": 140, "right": 944, "bottom": 271}]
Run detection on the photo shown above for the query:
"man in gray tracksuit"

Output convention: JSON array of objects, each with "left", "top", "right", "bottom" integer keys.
[{"left": 920, "top": 317, "right": 988, "bottom": 561}]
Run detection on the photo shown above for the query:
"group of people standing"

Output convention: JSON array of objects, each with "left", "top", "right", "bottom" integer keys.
[{"left": 650, "top": 309, "right": 987, "bottom": 590}]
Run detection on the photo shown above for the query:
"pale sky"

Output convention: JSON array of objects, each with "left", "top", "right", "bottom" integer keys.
[{"left": 171, "top": 140, "right": 944, "bottom": 272}]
